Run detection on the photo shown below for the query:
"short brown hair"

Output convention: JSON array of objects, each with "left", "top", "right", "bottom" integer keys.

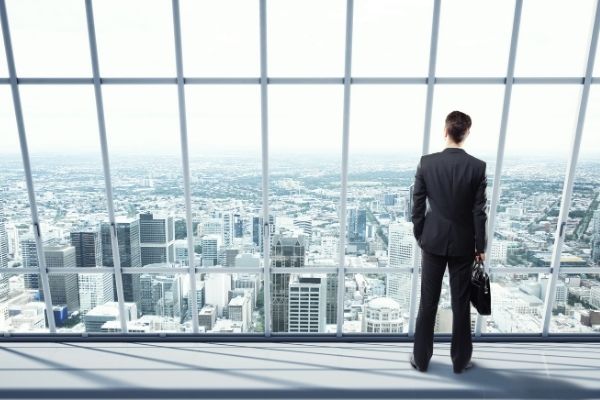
[{"left": 445, "top": 110, "right": 472, "bottom": 144}]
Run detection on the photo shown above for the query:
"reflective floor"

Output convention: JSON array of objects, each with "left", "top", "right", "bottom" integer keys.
[{"left": 0, "top": 341, "right": 599, "bottom": 399}]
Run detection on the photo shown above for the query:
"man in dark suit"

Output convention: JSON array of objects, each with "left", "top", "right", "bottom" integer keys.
[{"left": 409, "top": 110, "right": 488, "bottom": 374}]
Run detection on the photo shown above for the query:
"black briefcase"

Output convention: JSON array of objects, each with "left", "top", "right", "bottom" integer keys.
[{"left": 470, "top": 259, "right": 491, "bottom": 315}]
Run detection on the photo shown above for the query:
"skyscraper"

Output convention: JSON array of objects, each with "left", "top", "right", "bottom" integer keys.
[
  {"left": 101, "top": 218, "right": 141, "bottom": 309},
  {"left": 252, "top": 215, "right": 275, "bottom": 251},
  {"left": 288, "top": 276, "right": 326, "bottom": 333},
  {"left": 592, "top": 210, "right": 600, "bottom": 264},
  {"left": 70, "top": 229, "right": 102, "bottom": 268},
  {"left": 41, "top": 245, "right": 80, "bottom": 313},
  {"left": 387, "top": 221, "right": 420, "bottom": 312},
  {"left": 140, "top": 272, "right": 184, "bottom": 322},
  {"left": 347, "top": 207, "right": 367, "bottom": 254},
  {"left": 139, "top": 213, "right": 175, "bottom": 266},
  {"left": 271, "top": 234, "right": 305, "bottom": 332},
  {"left": 78, "top": 273, "right": 114, "bottom": 314},
  {"left": 20, "top": 237, "right": 39, "bottom": 289},
  {"left": 0, "top": 204, "right": 9, "bottom": 300},
  {"left": 201, "top": 234, "right": 221, "bottom": 267}
]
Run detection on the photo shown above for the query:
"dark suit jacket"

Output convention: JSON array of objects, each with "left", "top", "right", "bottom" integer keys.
[{"left": 411, "top": 147, "right": 488, "bottom": 257}]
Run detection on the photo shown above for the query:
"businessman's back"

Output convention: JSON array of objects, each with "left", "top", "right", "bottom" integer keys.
[
  {"left": 412, "top": 147, "right": 487, "bottom": 257},
  {"left": 410, "top": 110, "right": 487, "bottom": 375}
]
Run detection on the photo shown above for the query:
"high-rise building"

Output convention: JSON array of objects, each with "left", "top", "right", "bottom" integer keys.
[
  {"left": 140, "top": 272, "right": 184, "bottom": 322},
  {"left": 288, "top": 276, "right": 326, "bottom": 333},
  {"left": 101, "top": 218, "right": 141, "bottom": 310},
  {"left": 252, "top": 215, "right": 275, "bottom": 251},
  {"left": 70, "top": 229, "right": 102, "bottom": 268},
  {"left": 271, "top": 234, "right": 305, "bottom": 332},
  {"left": 201, "top": 234, "right": 221, "bottom": 267},
  {"left": 347, "top": 207, "right": 367, "bottom": 254},
  {"left": 591, "top": 210, "right": 600, "bottom": 264},
  {"left": 204, "top": 273, "right": 232, "bottom": 317},
  {"left": 233, "top": 213, "right": 243, "bottom": 238},
  {"left": 20, "top": 237, "right": 39, "bottom": 290},
  {"left": 78, "top": 273, "right": 114, "bottom": 314},
  {"left": 41, "top": 245, "right": 80, "bottom": 313},
  {"left": 0, "top": 204, "right": 9, "bottom": 300},
  {"left": 139, "top": 213, "right": 175, "bottom": 266},
  {"left": 387, "top": 221, "right": 420, "bottom": 311}
]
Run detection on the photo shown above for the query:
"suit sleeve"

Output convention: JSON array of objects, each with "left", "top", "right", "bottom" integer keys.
[
  {"left": 412, "top": 156, "right": 427, "bottom": 242},
  {"left": 473, "top": 162, "right": 488, "bottom": 253}
]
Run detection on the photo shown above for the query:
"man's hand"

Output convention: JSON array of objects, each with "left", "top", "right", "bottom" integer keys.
[{"left": 475, "top": 252, "right": 485, "bottom": 263}]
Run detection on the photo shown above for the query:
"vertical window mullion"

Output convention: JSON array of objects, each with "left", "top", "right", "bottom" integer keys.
[
  {"left": 260, "top": 0, "right": 272, "bottom": 337},
  {"left": 171, "top": 0, "right": 200, "bottom": 334},
  {"left": 84, "top": 0, "right": 128, "bottom": 334},
  {"left": 408, "top": 0, "right": 441, "bottom": 338},
  {"left": 337, "top": 0, "right": 354, "bottom": 337}
]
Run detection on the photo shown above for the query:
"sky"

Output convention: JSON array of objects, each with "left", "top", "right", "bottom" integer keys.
[{"left": 1, "top": 0, "right": 599, "bottom": 160}]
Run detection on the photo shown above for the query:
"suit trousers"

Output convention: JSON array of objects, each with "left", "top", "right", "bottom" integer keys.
[{"left": 412, "top": 249, "right": 473, "bottom": 370}]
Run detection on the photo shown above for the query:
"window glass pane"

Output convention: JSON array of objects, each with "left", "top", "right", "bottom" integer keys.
[
  {"left": 272, "top": 272, "right": 336, "bottom": 333},
  {"left": 429, "top": 85, "right": 503, "bottom": 176},
  {"left": 103, "top": 85, "right": 184, "bottom": 313},
  {"left": 550, "top": 87, "right": 600, "bottom": 334},
  {"left": 93, "top": 0, "right": 175, "bottom": 77},
  {"left": 268, "top": 0, "right": 346, "bottom": 77},
  {"left": 20, "top": 85, "right": 107, "bottom": 234},
  {"left": 496, "top": 85, "right": 580, "bottom": 268},
  {"left": 480, "top": 272, "right": 544, "bottom": 333},
  {"left": 186, "top": 86, "right": 262, "bottom": 271},
  {"left": 269, "top": 85, "right": 342, "bottom": 268},
  {"left": 560, "top": 85, "right": 600, "bottom": 271},
  {"left": 549, "top": 273, "right": 600, "bottom": 333},
  {"left": 515, "top": 0, "right": 596, "bottom": 77},
  {"left": 352, "top": 0, "right": 432, "bottom": 77},
  {"left": 180, "top": 0, "right": 259, "bottom": 77},
  {"left": 1, "top": 87, "right": 43, "bottom": 324},
  {"left": 2, "top": 273, "right": 46, "bottom": 333},
  {"left": 343, "top": 272, "right": 411, "bottom": 333},
  {"left": 436, "top": 0, "right": 513, "bottom": 77},
  {"left": 6, "top": 0, "right": 90, "bottom": 77},
  {"left": 347, "top": 85, "right": 425, "bottom": 262}
]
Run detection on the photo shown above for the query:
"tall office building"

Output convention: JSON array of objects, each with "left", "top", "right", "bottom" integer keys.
[
  {"left": 387, "top": 221, "right": 420, "bottom": 311},
  {"left": 233, "top": 213, "right": 243, "bottom": 238},
  {"left": 78, "top": 273, "right": 114, "bottom": 314},
  {"left": 20, "top": 237, "right": 39, "bottom": 289},
  {"left": 139, "top": 213, "right": 175, "bottom": 266},
  {"left": 288, "top": 276, "right": 326, "bottom": 333},
  {"left": 293, "top": 217, "right": 313, "bottom": 241},
  {"left": 592, "top": 210, "right": 600, "bottom": 264},
  {"left": 219, "top": 211, "right": 235, "bottom": 248},
  {"left": 101, "top": 218, "right": 142, "bottom": 310},
  {"left": 41, "top": 245, "right": 80, "bottom": 313},
  {"left": 270, "top": 234, "right": 305, "bottom": 332},
  {"left": 201, "top": 234, "right": 221, "bottom": 267},
  {"left": 252, "top": 215, "right": 275, "bottom": 251},
  {"left": 140, "top": 272, "right": 184, "bottom": 322},
  {"left": 0, "top": 204, "right": 9, "bottom": 300},
  {"left": 70, "top": 229, "right": 102, "bottom": 268},
  {"left": 347, "top": 207, "right": 367, "bottom": 254}
]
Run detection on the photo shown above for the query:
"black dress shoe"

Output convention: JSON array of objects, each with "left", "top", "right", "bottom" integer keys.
[
  {"left": 410, "top": 355, "right": 427, "bottom": 372},
  {"left": 453, "top": 361, "right": 474, "bottom": 374}
]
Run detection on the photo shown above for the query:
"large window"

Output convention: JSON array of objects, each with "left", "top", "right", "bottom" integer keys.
[{"left": 1, "top": 0, "right": 599, "bottom": 337}]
